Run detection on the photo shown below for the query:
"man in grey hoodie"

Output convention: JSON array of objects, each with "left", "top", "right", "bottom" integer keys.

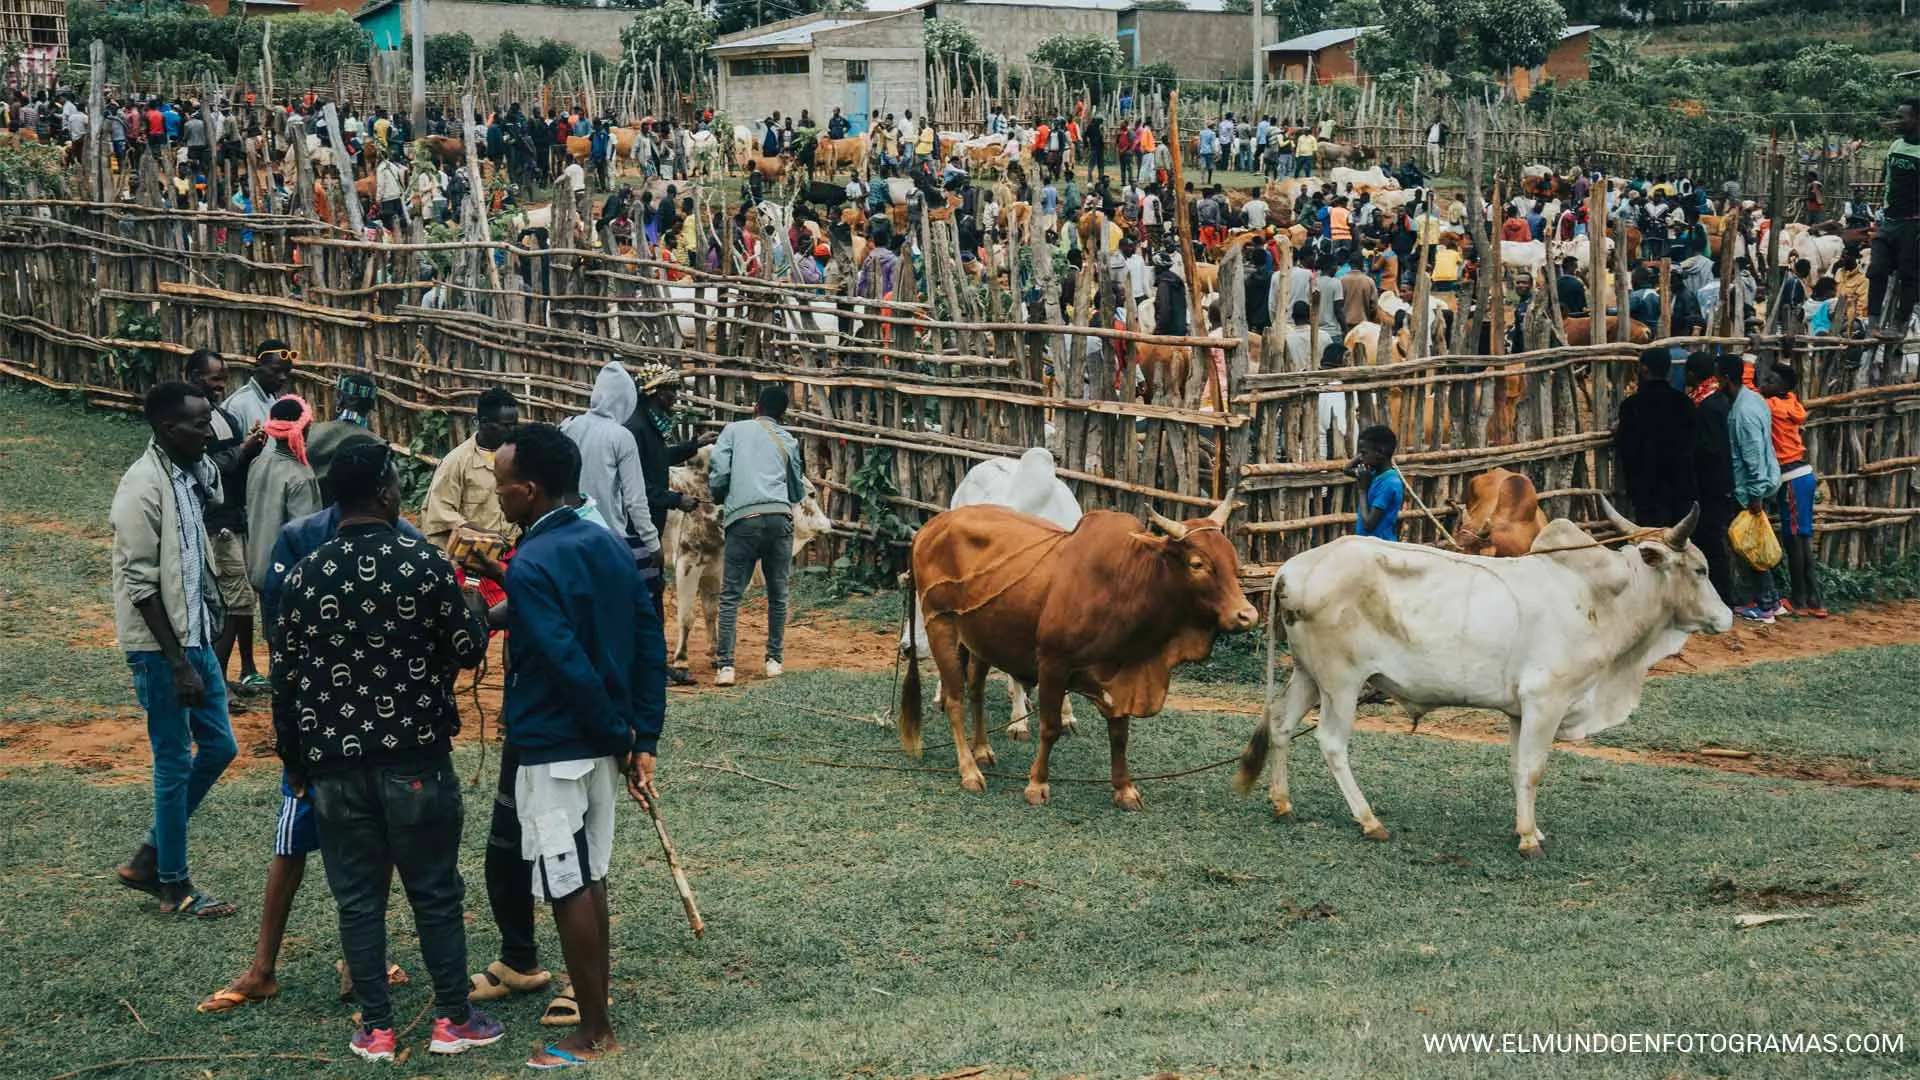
[
  {"left": 708, "top": 386, "right": 805, "bottom": 687},
  {"left": 560, "top": 361, "right": 659, "bottom": 565}
]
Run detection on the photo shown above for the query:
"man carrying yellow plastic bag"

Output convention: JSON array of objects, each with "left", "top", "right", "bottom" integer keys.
[{"left": 1717, "top": 353, "right": 1783, "bottom": 624}]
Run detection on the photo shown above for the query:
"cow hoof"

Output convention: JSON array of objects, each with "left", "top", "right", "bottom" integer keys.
[
  {"left": 1023, "top": 783, "right": 1051, "bottom": 806},
  {"left": 972, "top": 745, "right": 997, "bottom": 767},
  {"left": 1061, "top": 717, "right": 1078, "bottom": 736},
  {"left": 1518, "top": 840, "right": 1547, "bottom": 861},
  {"left": 1361, "top": 820, "right": 1391, "bottom": 842},
  {"left": 1008, "top": 720, "right": 1031, "bottom": 742},
  {"left": 960, "top": 772, "right": 987, "bottom": 794},
  {"left": 1270, "top": 797, "right": 1293, "bottom": 818},
  {"left": 1113, "top": 786, "right": 1143, "bottom": 811}
]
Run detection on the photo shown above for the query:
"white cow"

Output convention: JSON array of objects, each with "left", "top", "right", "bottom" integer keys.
[
  {"left": 1327, "top": 166, "right": 1397, "bottom": 195},
  {"left": 1235, "top": 501, "right": 1731, "bottom": 858},
  {"left": 663, "top": 446, "right": 835, "bottom": 671},
  {"left": 900, "top": 448, "right": 1082, "bottom": 737}
]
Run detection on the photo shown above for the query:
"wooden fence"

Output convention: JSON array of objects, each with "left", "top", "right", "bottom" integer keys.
[{"left": 0, "top": 197, "right": 1916, "bottom": 581}]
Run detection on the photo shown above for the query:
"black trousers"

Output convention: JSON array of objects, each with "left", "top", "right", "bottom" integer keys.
[
  {"left": 310, "top": 755, "right": 470, "bottom": 1029},
  {"left": 485, "top": 742, "right": 539, "bottom": 974},
  {"left": 1696, "top": 497, "right": 1737, "bottom": 606}
]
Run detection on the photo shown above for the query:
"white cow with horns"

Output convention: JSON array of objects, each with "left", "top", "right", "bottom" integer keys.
[
  {"left": 1234, "top": 500, "right": 1732, "bottom": 858},
  {"left": 900, "top": 447, "right": 1082, "bottom": 738}
]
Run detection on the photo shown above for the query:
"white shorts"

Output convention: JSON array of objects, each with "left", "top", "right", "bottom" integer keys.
[{"left": 515, "top": 757, "right": 618, "bottom": 903}]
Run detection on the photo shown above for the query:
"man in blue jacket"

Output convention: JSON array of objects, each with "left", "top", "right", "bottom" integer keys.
[{"left": 494, "top": 423, "right": 666, "bottom": 1070}]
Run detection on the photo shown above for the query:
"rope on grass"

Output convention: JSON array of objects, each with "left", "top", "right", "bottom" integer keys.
[{"left": 47, "top": 1054, "right": 335, "bottom": 1080}]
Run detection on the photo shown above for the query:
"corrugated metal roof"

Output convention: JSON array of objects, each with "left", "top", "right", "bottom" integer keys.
[
  {"left": 710, "top": 18, "right": 867, "bottom": 54},
  {"left": 870, "top": 0, "right": 1236, "bottom": 11},
  {"left": 1262, "top": 25, "right": 1380, "bottom": 53},
  {"left": 1561, "top": 23, "right": 1600, "bottom": 38}
]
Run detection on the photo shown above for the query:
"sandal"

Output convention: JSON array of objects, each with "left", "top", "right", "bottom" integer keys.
[
  {"left": 117, "top": 844, "right": 160, "bottom": 896},
  {"left": 159, "top": 889, "right": 236, "bottom": 919},
  {"left": 337, "top": 960, "right": 411, "bottom": 1001},
  {"left": 196, "top": 985, "right": 276, "bottom": 1014},
  {"left": 470, "top": 960, "right": 553, "bottom": 1001},
  {"left": 527, "top": 1045, "right": 598, "bottom": 1070},
  {"left": 540, "top": 986, "right": 611, "bottom": 1028}
]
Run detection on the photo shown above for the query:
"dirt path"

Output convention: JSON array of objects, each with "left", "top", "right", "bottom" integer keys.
[{"left": 3, "top": 518, "right": 1917, "bottom": 791}]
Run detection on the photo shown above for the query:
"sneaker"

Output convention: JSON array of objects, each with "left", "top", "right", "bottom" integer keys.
[
  {"left": 714, "top": 666, "right": 735, "bottom": 687},
  {"left": 237, "top": 672, "right": 273, "bottom": 696},
  {"left": 764, "top": 660, "right": 783, "bottom": 678},
  {"left": 431, "top": 1009, "right": 505, "bottom": 1055},
  {"left": 1776, "top": 599, "right": 1798, "bottom": 617},
  {"left": 1735, "top": 604, "right": 1776, "bottom": 625},
  {"left": 1803, "top": 607, "right": 1830, "bottom": 618},
  {"left": 351, "top": 1026, "right": 398, "bottom": 1063}
]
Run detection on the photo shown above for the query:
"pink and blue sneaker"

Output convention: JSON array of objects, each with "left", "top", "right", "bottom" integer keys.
[
  {"left": 350, "top": 1025, "right": 397, "bottom": 1063},
  {"left": 430, "top": 1008, "right": 506, "bottom": 1055}
]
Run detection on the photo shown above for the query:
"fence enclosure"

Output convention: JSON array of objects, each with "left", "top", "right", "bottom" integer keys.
[{"left": 1, "top": 197, "right": 1916, "bottom": 582}]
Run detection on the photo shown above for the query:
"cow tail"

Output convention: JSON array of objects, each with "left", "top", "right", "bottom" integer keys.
[
  {"left": 1234, "top": 572, "right": 1285, "bottom": 793},
  {"left": 898, "top": 564, "right": 924, "bottom": 759}
]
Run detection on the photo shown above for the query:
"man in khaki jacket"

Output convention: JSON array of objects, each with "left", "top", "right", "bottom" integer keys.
[{"left": 112, "top": 381, "right": 239, "bottom": 919}]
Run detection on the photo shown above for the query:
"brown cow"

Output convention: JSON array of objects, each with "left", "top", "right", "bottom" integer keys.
[
  {"left": 1448, "top": 468, "right": 1549, "bottom": 557},
  {"left": 1564, "top": 315, "right": 1652, "bottom": 346},
  {"left": 417, "top": 135, "right": 465, "bottom": 167},
  {"left": 899, "top": 499, "right": 1258, "bottom": 809}
]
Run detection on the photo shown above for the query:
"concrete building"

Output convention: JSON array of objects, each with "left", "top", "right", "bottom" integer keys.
[
  {"left": 1264, "top": 23, "right": 1597, "bottom": 93},
  {"left": 1119, "top": 6, "right": 1278, "bottom": 81},
  {"left": 1261, "top": 26, "right": 1378, "bottom": 85},
  {"left": 354, "top": 0, "right": 633, "bottom": 58},
  {"left": 711, "top": 12, "right": 925, "bottom": 136},
  {"left": 868, "top": 0, "right": 1272, "bottom": 81}
]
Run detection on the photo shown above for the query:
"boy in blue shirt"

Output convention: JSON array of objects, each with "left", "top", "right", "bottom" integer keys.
[{"left": 1348, "top": 424, "right": 1404, "bottom": 541}]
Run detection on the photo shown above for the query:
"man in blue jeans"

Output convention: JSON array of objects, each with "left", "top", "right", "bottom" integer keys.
[
  {"left": 710, "top": 387, "right": 806, "bottom": 687},
  {"left": 112, "top": 381, "right": 239, "bottom": 919}
]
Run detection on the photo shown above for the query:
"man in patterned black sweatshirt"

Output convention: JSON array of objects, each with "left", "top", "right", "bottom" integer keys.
[{"left": 270, "top": 441, "right": 501, "bottom": 1063}]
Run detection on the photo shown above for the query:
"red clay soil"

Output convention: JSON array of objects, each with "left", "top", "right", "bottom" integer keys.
[
  {"left": 4, "top": 551, "right": 1918, "bottom": 788},
  {"left": 0, "top": 591, "right": 903, "bottom": 782}
]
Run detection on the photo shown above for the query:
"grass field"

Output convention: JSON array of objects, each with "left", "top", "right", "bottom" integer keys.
[{"left": 2, "top": 388, "right": 1918, "bottom": 1079}]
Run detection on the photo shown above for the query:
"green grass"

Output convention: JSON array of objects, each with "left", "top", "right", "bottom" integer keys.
[
  {"left": 1593, "top": 646, "right": 1920, "bottom": 777},
  {"left": 0, "top": 387, "right": 152, "bottom": 521},
  {"left": 3, "top": 670, "right": 1918, "bottom": 1078}
]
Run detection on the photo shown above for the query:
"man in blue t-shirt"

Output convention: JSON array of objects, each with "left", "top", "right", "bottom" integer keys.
[{"left": 1348, "top": 424, "right": 1404, "bottom": 541}]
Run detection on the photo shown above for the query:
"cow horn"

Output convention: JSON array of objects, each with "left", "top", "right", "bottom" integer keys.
[
  {"left": 1664, "top": 503, "right": 1700, "bottom": 550},
  {"left": 1146, "top": 507, "right": 1190, "bottom": 540},
  {"left": 1206, "top": 488, "right": 1238, "bottom": 527},
  {"left": 1597, "top": 496, "right": 1640, "bottom": 539}
]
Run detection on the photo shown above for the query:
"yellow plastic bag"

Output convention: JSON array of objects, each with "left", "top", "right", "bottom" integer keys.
[{"left": 1728, "top": 509, "right": 1782, "bottom": 572}]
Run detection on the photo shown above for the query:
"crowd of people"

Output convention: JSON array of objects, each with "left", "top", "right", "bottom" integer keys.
[{"left": 108, "top": 344, "right": 808, "bottom": 1067}]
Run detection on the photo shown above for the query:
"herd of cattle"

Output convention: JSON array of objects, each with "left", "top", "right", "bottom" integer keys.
[{"left": 841, "top": 447, "right": 1734, "bottom": 860}]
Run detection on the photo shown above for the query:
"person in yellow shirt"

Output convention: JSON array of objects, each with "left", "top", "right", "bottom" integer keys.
[
  {"left": 1832, "top": 246, "right": 1869, "bottom": 326},
  {"left": 915, "top": 124, "right": 934, "bottom": 162},
  {"left": 421, "top": 387, "right": 520, "bottom": 551},
  {"left": 1293, "top": 131, "right": 1318, "bottom": 177},
  {"left": 1430, "top": 241, "right": 1463, "bottom": 292}
]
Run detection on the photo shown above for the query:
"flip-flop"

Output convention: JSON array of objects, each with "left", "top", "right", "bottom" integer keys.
[
  {"left": 195, "top": 986, "right": 275, "bottom": 1014},
  {"left": 159, "top": 890, "right": 237, "bottom": 919},
  {"left": 337, "top": 960, "right": 411, "bottom": 1001},
  {"left": 116, "top": 867, "right": 161, "bottom": 897},
  {"left": 527, "top": 1045, "right": 595, "bottom": 1070}
]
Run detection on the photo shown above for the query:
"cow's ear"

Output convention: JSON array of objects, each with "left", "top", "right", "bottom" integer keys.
[
  {"left": 1129, "top": 531, "right": 1168, "bottom": 549},
  {"left": 1638, "top": 543, "right": 1669, "bottom": 568}
]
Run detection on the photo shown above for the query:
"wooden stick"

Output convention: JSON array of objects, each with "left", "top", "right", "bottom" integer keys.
[{"left": 631, "top": 786, "right": 705, "bottom": 939}]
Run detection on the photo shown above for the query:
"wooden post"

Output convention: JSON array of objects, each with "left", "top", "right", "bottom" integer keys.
[
  {"left": 1167, "top": 90, "right": 1222, "bottom": 423},
  {"left": 287, "top": 115, "right": 315, "bottom": 218},
  {"left": 261, "top": 19, "right": 274, "bottom": 112},
  {"left": 1657, "top": 256, "right": 1672, "bottom": 339},
  {"left": 322, "top": 102, "right": 366, "bottom": 235},
  {"left": 1587, "top": 178, "right": 1606, "bottom": 346},
  {"left": 88, "top": 40, "right": 110, "bottom": 201},
  {"left": 409, "top": 0, "right": 427, "bottom": 135}
]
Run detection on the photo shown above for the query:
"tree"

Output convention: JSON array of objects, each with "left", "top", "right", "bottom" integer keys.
[
  {"left": 1029, "top": 33, "right": 1125, "bottom": 102},
  {"left": 620, "top": 0, "right": 715, "bottom": 78},
  {"left": 1220, "top": 0, "right": 1327, "bottom": 36},
  {"left": 1588, "top": 31, "right": 1646, "bottom": 84},
  {"left": 1356, "top": 0, "right": 1564, "bottom": 82},
  {"left": 712, "top": 0, "right": 864, "bottom": 37},
  {"left": 1133, "top": 59, "right": 1178, "bottom": 101},
  {"left": 925, "top": 17, "right": 996, "bottom": 97}
]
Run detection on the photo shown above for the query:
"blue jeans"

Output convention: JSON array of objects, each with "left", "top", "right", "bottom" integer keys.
[{"left": 130, "top": 647, "right": 237, "bottom": 884}]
